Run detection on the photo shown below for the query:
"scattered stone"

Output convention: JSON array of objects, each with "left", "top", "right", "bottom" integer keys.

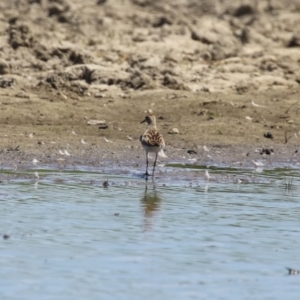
[
  {"left": 233, "top": 4, "right": 255, "bottom": 17},
  {"left": 264, "top": 132, "right": 273, "bottom": 139},
  {"left": 6, "top": 145, "right": 20, "bottom": 152},
  {"left": 3, "top": 234, "right": 9, "bottom": 240},
  {"left": 8, "top": 23, "right": 36, "bottom": 49},
  {"left": 168, "top": 128, "right": 179, "bottom": 134},
  {"left": 288, "top": 31, "right": 300, "bottom": 47},
  {"left": 114, "top": 213, "right": 119, "bottom": 216},
  {"left": 87, "top": 120, "right": 106, "bottom": 126},
  {"left": 0, "top": 77, "right": 15, "bottom": 88},
  {"left": 152, "top": 16, "right": 172, "bottom": 28},
  {"left": 94, "top": 93, "right": 106, "bottom": 98},
  {"left": 260, "top": 148, "right": 274, "bottom": 155},
  {"left": 0, "top": 60, "right": 10, "bottom": 75},
  {"left": 187, "top": 150, "right": 197, "bottom": 155},
  {"left": 99, "top": 124, "right": 108, "bottom": 130}
]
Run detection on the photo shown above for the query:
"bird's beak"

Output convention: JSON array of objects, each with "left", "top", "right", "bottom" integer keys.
[{"left": 140, "top": 118, "right": 146, "bottom": 124}]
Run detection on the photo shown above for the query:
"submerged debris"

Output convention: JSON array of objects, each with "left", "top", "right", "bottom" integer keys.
[
  {"left": 284, "top": 177, "right": 294, "bottom": 192},
  {"left": 103, "top": 180, "right": 109, "bottom": 188},
  {"left": 205, "top": 170, "right": 211, "bottom": 181},
  {"left": 32, "top": 158, "right": 39, "bottom": 165},
  {"left": 287, "top": 268, "right": 300, "bottom": 275},
  {"left": 237, "top": 178, "right": 249, "bottom": 184}
]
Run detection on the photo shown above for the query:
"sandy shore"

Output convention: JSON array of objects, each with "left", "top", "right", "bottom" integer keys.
[{"left": 0, "top": 0, "right": 300, "bottom": 173}]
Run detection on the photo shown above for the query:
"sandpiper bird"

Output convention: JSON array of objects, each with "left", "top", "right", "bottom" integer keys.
[{"left": 140, "top": 109, "right": 167, "bottom": 178}]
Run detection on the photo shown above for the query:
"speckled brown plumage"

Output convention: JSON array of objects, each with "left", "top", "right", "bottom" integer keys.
[{"left": 140, "top": 127, "right": 165, "bottom": 148}]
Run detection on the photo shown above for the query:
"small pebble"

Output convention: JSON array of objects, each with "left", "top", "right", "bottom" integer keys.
[
  {"left": 99, "top": 124, "right": 108, "bottom": 129},
  {"left": 260, "top": 148, "right": 273, "bottom": 155},
  {"left": 168, "top": 128, "right": 179, "bottom": 134},
  {"left": 264, "top": 132, "right": 273, "bottom": 139},
  {"left": 187, "top": 150, "right": 197, "bottom": 155}
]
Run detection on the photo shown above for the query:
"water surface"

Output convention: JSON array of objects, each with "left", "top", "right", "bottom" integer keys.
[{"left": 0, "top": 167, "right": 299, "bottom": 300}]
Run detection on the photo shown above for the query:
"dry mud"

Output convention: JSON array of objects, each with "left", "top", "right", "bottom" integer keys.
[{"left": 1, "top": 0, "right": 300, "bottom": 173}]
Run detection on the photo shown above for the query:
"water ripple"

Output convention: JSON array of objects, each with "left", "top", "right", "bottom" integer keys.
[{"left": 0, "top": 168, "right": 299, "bottom": 299}]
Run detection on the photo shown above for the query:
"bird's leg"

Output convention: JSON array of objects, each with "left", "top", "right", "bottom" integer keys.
[
  {"left": 152, "top": 152, "right": 158, "bottom": 177},
  {"left": 143, "top": 151, "right": 151, "bottom": 179},
  {"left": 146, "top": 151, "right": 149, "bottom": 175}
]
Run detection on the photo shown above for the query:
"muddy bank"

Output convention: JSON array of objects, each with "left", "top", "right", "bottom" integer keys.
[
  {"left": 0, "top": 0, "right": 300, "bottom": 171},
  {"left": 1, "top": 0, "right": 300, "bottom": 93}
]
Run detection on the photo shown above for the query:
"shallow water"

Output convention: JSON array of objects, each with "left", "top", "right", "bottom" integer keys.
[{"left": 0, "top": 167, "right": 300, "bottom": 300}]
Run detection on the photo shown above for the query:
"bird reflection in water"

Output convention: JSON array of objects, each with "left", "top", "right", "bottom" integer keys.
[{"left": 141, "top": 182, "right": 162, "bottom": 231}]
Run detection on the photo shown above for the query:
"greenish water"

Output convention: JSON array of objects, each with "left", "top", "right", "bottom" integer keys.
[{"left": 0, "top": 167, "right": 300, "bottom": 300}]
